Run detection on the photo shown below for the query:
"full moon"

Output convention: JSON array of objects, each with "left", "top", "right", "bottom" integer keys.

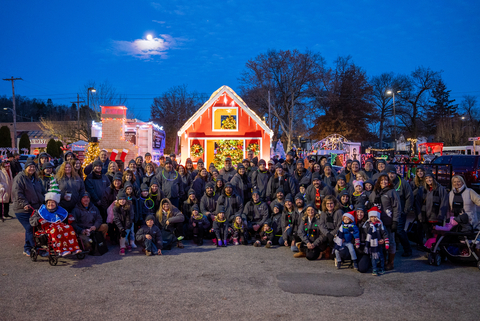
[{"left": 146, "top": 34, "right": 153, "bottom": 40}]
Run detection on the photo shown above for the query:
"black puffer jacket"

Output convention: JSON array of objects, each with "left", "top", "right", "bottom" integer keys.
[
  {"left": 368, "top": 187, "right": 401, "bottom": 227},
  {"left": 113, "top": 202, "right": 134, "bottom": 231},
  {"left": 72, "top": 202, "right": 102, "bottom": 234}
]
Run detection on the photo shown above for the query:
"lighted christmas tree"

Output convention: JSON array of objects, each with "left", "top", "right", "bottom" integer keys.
[
  {"left": 275, "top": 140, "right": 286, "bottom": 159},
  {"left": 221, "top": 116, "right": 237, "bottom": 129},
  {"left": 213, "top": 139, "right": 244, "bottom": 169},
  {"left": 82, "top": 142, "right": 100, "bottom": 174}
]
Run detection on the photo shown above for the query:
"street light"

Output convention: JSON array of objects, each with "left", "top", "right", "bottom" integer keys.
[
  {"left": 87, "top": 87, "right": 96, "bottom": 110},
  {"left": 3, "top": 107, "right": 16, "bottom": 148},
  {"left": 386, "top": 90, "right": 401, "bottom": 151}
]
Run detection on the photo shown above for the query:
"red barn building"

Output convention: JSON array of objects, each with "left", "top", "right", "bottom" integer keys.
[{"left": 178, "top": 86, "right": 273, "bottom": 168}]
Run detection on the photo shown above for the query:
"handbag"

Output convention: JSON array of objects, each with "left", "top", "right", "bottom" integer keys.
[{"left": 106, "top": 202, "right": 115, "bottom": 224}]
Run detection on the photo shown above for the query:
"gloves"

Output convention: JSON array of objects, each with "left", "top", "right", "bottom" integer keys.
[
  {"left": 385, "top": 243, "right": 390, "bottom": 250},
  {"left": 355, "top": 239, "right": 360, "bottom": 249},
  {"left": 120, "top": 229, "right": 127, "bottom": 238},
  {"left": 391, "top": 221, "right": 398, "bottom": 233}
]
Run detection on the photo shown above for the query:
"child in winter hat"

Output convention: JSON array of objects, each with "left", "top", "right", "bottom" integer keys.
[
  {"left": 365, "top": 207, "right": 389, "bottom": 276},
  {"left": 334, "top": 212, "right": 360, "bottom": 270}
]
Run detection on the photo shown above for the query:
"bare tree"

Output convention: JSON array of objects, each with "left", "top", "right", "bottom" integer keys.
[
  {"left": 239, "top": 49, "right": 326, "bottom": 151},
  {"left": 79, "top": 80, "right": 128, "bottom": 113},
  {"left": 150, "top": 85, "right": 206, "bottom": 154}
]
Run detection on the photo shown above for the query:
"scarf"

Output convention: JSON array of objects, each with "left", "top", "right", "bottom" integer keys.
[{"left": 365, "top": 221, "right": 389, "bottom": 260}]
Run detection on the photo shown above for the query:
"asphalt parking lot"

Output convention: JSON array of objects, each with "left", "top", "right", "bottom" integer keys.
[{"left": 1, "top": 211, "right": 479, "bottom": 321}]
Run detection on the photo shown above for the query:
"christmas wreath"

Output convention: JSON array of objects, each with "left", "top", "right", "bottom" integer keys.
[
  {"left": 247, "top": 143, "right": 260, "bottom": 156},
  {"left": 221, "top": 116, "right": 237, "bottom": 129},
  {"left": 190, "top": 144, "right": 204, "bottom": 158}
]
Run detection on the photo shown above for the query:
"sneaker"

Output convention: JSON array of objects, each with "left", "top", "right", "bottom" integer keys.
[
  {"left": 353, "top": 261, "right": 359, "bottom": 270},
  {"left": 234, "top": 241, "right": 239, "bottom": 245},
  {"left": 266, "top": 241, "right": 272, "bottom": 248},
  {"left": 130, "top": 240, "right": 137, "bottom": 249},
  {"left": 23, "top": 249, "right": 32, "bottom": 256},
  {"left": 145, "top": 251, "right": 152, "bottom": 256},
  {"left": 372, "top": 270, "right": 378, "bottom": 276},
  {"left": 126, "top": 245, "right": 132, "bottom": 251},
  {"left": 119, "top": 248, "right": 125, "bottom": 256},
  {"left": 177, "top": 241, "right": 184, "bottom": 249},
  {"left": 378, "top": 269, "right": 385, "bottom": 275},
  {"left": 217, "top": 240, "right": 223, "bottom": 247},
  {"left": 291, "top": 245, "right": 299, "bottom": 252},
  {"left": 60, "top": 251, "right": 71, "bottom": 257},
  {"left": 212, "top": 239, "right": 217, "bottom": 245},
  {"left": 253, "top": 241, "right": 260, "bottom": 247},
  {"left": 335, "top": 258, "right": 341, "bottom": 269}
]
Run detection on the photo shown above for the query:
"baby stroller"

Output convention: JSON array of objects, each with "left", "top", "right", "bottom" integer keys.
[
  {"left": 427, "top": 229, "right": 480, "bottom": 270},
  {"left": 30, "top": 217, "right": 86, "bottom": 266}
]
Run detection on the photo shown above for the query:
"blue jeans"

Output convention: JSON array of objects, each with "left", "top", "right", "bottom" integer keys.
[
  {"left": 144, "top": 238, "right": 158, "bottom": 254},
  {"left": 371, "top": 250, "right": 385, "bottom": 272},
  {"left": 335, "top": 242, "right": 357, "bottom": 262},
  {"left": 127, "top": 225, "right": 135, "bottom": 242},
  {"left": 15, "top": 212, "right": 35, "bottom": 252}
]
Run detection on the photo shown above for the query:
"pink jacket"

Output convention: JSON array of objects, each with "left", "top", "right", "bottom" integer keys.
[{"left": 0, "top": 167, "right": 13, "bottom": 203}]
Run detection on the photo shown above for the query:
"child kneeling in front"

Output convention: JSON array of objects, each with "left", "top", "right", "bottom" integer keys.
[
  {"left": 334, "top": 212, "right": 360, "bottom": 269},
  {"left": 188, "top": 205, "right": 210, "bottom": 245},
  {"left": 136, "top": 215, "right": 162, "bottom": 256},
  {"left": 365, "top": 207, "right": 389, "bottom": 276}
]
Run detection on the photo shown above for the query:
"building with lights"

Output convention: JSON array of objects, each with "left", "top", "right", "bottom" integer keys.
[
  {"left": 178, "top": 86, "right": 273, "bottom": 168},
  {"left": 91, "top": 106, "right": 165, "bottom": 165}
]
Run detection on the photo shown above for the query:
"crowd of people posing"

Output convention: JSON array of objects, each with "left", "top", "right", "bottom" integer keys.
[{"left": 1, "top": 149, "right": 479, "bottom": 276}]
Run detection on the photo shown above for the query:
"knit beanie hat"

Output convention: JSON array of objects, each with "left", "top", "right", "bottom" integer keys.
[
  {"left": 192, "top": 204, "right": 200, "bottom": 212},
  {"left": 150, "top": 177, "right": 159, "bottom": 187},
  {"left": 141, "top": 183, "right": 149, "bottom": 192},
  {"left": 24, "top": 157, "right": 35, "bottom": 169},
  {"left": 188, "top": 189, "right": 196, "bottom": 196},
  {"left": 206, "top": 182, "right": 215, "bottom": 189},
  {"left": 116, "top": 189, "right": 127, "bottom": 200},
  {"left": 93, "top": 159, "right": 103, "bottom": 168},
  {"left": 285, "top": 194, "right": 293, "bottom": 203},
  {"left": 312, "top": 172, "right": 321, "bottom": 181},
  {"left": 353, "top": 180, "right": 363, "bottom": 188},
  {"left": 258, "top": 159, "right": 266, "bottom": 165},
  {"left": 295, "top": 192, "right": 304, "bottom": 201},
  {"left": 276, "top": 186, "right": 284, "bottom": 194},
  {"left": 113, "top": 172, "right": 123, "bottom": 182},
  {"left": 145, "top": 215, "right": 155, "bottom": 222}
]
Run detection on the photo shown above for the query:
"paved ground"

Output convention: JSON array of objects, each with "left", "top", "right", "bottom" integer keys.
[{"left": 1, "top": 210, "right": 480, "bottom": 321}]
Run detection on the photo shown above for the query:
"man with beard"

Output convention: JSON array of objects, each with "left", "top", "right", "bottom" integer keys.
[
  {"left": 135, "top": 156, "right": 144, "bottom": 177},
  {"left": 251, "top": 159, "right": 271, "bottom": 202},
  {"left": 283, "top": 151, "right": 296, "bottom": 175},
  {"left": 216, "top": 182, "right": 243, "bottom": 223},
  {"left": 156, "top": 158, "right": 184, "bottom": 208},
  {"left": 200, "top": 182, "right": 218, "bottom": 222},
  {"left": 305, "top": 172, "right": 334, "bottom": 211},
  {"left": 293, "top": 158, "right": 312, "bottom": 193},
  {"left": 295, "top": 192, "right": 306, "bottom": 214},
  {"left": 270, "top": 187, "right": 285, "bottom": 213},
  {"left": 219, "top": 157, "right": 236, "bottom": 183},
  {"left": 243, "top": 189, "right": 270, "bottom": 246}
]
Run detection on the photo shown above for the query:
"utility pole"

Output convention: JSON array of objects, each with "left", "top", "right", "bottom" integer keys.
[
  {"left": 71, "top": 94, "right": 85, "bottom": 140},
  {"left": 268, "top": 90, "right": 273, "bottom": 157},
  {"left": 2, "top": 77, "right": 22, "bottom": 150}
]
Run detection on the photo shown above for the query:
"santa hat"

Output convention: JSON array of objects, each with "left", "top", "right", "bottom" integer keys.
[
  {"left": 343, "top": 212, "right": 355, "bottom": 223},
  {"left": 368, "top": 206, "right": 381, "bottom": 218},
  {"left": 45, "top": 177, "right": 61, "bottom": 203}
]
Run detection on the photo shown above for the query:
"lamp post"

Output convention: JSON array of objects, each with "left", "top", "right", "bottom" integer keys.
[
  {"left": 87, "top": 87, "right": 96, "bottom": 110},
  {"left": 3, "top": 107, "right": 16, "bottom": 149},
  {"left": 386, "top": 90, "right": 401, "bottom": 152}
]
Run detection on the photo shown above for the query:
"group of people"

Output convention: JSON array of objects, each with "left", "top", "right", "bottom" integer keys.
[{"left": 1, "top": 148, "right": 479, "bottom": 275}]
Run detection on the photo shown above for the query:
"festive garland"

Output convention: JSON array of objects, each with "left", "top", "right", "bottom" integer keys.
[
  {"left": 221, "top": 116, "right": 237, "bottom": 129},
  {"left": 247, "top": 143, "right": 260, "bottom": 156},
  {"left": 190, "top": 144, "right": 204, "bottom": 157}
]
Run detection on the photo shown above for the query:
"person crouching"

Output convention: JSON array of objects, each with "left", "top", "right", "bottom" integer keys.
[
  {"left": 188, "top": 204, "right": 210, "bottom": 245},
  {"left": 295, "top": 203, "right": 327, "bottom": 260},
  {"left": 136, "top": 215, "right": 162, "bottom": 256},
  {"left": 213, "top": 206, "right": 229, "bottom": 247}
]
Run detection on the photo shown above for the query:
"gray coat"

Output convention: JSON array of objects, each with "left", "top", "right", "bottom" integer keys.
[
  {"left": 57, "top": 175, "right": 85, "bottom": 212},
  {"left": 392, "top": 175, "right": 414, "bottom": 215},
  {"left": 318, "top": 209, "right": 343, "bottom": 237},
  {"left": 250, "top": 169, "right": 271, "bottom": 200},
  {"left": 12, "top": 172, "right": 46, "bottom": 213},
  {"left": 156, "top": 169, "right": 183, "bottom": 199},
  {"left": 304, "top": 182, "right": 334, "bottom": 208},
  {"left": 219, "top": 166, "right": 236, "bottom": 182},
  {"left": 136, "top": 224, "right": 163, "bottom": 249},
  {"left": 71, "top": 202, "right": 102, "bottom": 234},
  {"left": 200, "top": 192, "right": 218, "bottom": 215},
  {"left": 216, "top": 192, "right": 243, "bottom": 223},
  {"left": 422, "top": 184, "right": 449, "bottom": 223},
  {"left": 243, "top": 200, "right": 269, "bottom": 227},
  {"left": 368, "top": 188, "right": 402, "bottom": 226}
]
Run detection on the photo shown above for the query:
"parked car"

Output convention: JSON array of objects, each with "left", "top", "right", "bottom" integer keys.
[
  {"left": 18, "top": 154, "right": 37, "bottom": 169},
  {"left": 432, "top": 155, "right": 480, "bottom": 191}
]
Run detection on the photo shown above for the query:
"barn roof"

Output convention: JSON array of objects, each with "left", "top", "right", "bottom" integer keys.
[{"left": 177, "top": 85, "right": 273, "bottom": 137}]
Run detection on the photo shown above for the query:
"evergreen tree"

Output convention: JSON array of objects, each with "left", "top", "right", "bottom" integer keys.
[
  {"left": 19, "top": 133, "right": 30, "bottom": 153},
  {"left": 47, "top": 139, "right": 59, "bottom": 158},
  {"left": 0, "top": 126, "right": 12, "bottom": 148},
  {"left": 425, "top": 79, "right": 458, "bottom": 136}
]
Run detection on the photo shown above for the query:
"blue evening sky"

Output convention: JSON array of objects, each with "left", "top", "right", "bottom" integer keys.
[{"left": 1, "top": 0, "right": 479, "bottom": 122}]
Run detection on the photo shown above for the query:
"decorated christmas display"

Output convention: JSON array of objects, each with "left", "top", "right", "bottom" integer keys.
[
  {"left": 91, "top": 106, "right": 166, "bottom": 165},
  {"left": 178, "top": 86, "right": 273, "bottom": 168},
  {"left": 82, "top": 142, "right": 101, "bottom": 174},
  {"left": 213, "top": 139, "right": 244, "bottom": 168},
  {"left": 274, "top": 140, "right": 286, "bottom": 159}
]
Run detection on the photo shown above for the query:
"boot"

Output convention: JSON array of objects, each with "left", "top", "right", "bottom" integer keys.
[
  {"left": 323, "top": 246, "right": 331, "bottom": 260},
  {"left": 385, "top": 253, "right": 395, "bottom": 271}
]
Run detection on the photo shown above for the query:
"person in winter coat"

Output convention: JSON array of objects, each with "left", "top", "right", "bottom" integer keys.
[
  {"left": 411, "top": 165, "right": 426, "bottom": 246},
  {"left": 12, "top": 158, "right": 46, "bottom": 256},
  {"left": 105, "top": 161, "right": 120, "bottom": 184},
  {"left": 353, "top": 205, "right": 371, "bottom": 273},
  {"left": 334, "top": 174, "right": 353, "bottom": 197},
  {"left": 251, "top": 159, "right": 271, "bottom": 202},
  {"left": 124, "top": 182, "right": 140, "bottom": 249},
  {"left": 0, "top": 159, "right": 13, "bottom": 219},
  {"left": 142, "top": 163, "right": 156, "bottom": 187},
  {"left": 258, "top": 221, "right": 276, "bottom": 248},
  {"left": 386, "top": 164, "right": 413, "bottom": 257},
  {"left": 177, "top": 165, "right": 191, "bottom": 206},
  {"left": 266, "top": 164, "right": 296, "bottom": 202},
  {"left": 55, "top": 161, "right": 85, "bottom": 213},
  {"left": 420, "top": 172, "right": 449, "bottom": 239},
  {"left": 216, "top": 182, "right": 243, "bottom": 223},
  {"left": 321, "top": 163, "right": 337, "bottom": 188},
  {"left": 215, "top": 176, "right": 225, "bottom": 196},
  {"left": 281, "top": 194, "right": 301, "bottom": 251},
  {"left": 449, "top": 175, "right": 480, "bottom": 229},
  {"left": 219, "top": 157, "right": 236, "bottom": 182},
  {"left": 231, "top": 214, "right": 248, "bottom": 245},
  {"left": 136, "top": 214, "right": 162, "bottom": 255},
  {"left": 55, "top": 151, "right": 75, "bottom": 173},
  {"left": 138, "top": 183, "right": 155, "bottom": 224},
  {"left": 230, "top": 164, "right": 252, "bottom": 205},
  {"left": 156, "top": 158, "right": 184, "bottom": 208},
  {"left": 188, "top": 204, "right": 210, "bottom": 245},
  {"left": 269, "top": 187, "right": 286, "bottom": 213},
  {"left": 283, "top": 151, "right": 296, "bottom": 175},
  {"left": 345, "top": 160, "right": 362, "bottom": 184},
  {"left": 350, "top": 180, "right": 369, "bottom": 209},
  {"left": 368, "top": 173, "right": 401, "bottom": 271},
  {"left": 305, "top": 172, "right": 334, "bottom": 211},
  {"left": 39, "top": 162, "right": 55, "bottom": 192},
  {"left": 126, "top": 160, "right": 142, "bottom": 188},
  {"left": 364, "top": 207, "right": 390, "bottom": 276},
  {"left": 29, "top": 191, "right": 81, "bottom": 257},
  {"left": 371, "top": 159, "right": 387, "bottom": 183},
  {"left": 338, "top": 190, "right": 353, "bottom": 212},
  {"left": 122, "top": 169, "right": 140, "bottom": 198},
  {"left": 182, "top": 189, "right": 199, "bottom": 223},
  {"left": 334, "top": 212, "right": 360, "bottom": 270},
  {"left": 191, "top": 168, "right": 209, "bottom": 202},
  {"left": 200, "top": 182, "right": 218, "bottom": 222},
  {"left": 363, "top": 159, "right": 377, "bottom": 179},
  {"left": 85, "top": 159, "right": 110, "bottom": 215},
  {"left": 155, "top": 198, "right": 185, "bottom": 249},
  {"left": 113, "top": 189, "right": 134, "bottom": 255},
  {"left": 318, "top": 195, "right": 343, "bottom": 252},
  {"left": 35, "top": 152, "right": 50, "bottom": 175},
  {"left": 72, "top": 192, "right": 108, "bottom": 251},
  {"left": 294, "top": 203, "right": 328, "bottom": 260},
  {"left": 101, "top": 173, "right": 124, "bottom": 212},
  {"left": 244, "top": 189, "right": 270, "bottom": 246},
  {"left": 148, "top": 177, "right": 164, "bottom": 214},
  {"left": 184, "top": 158, "right": 196, "bottom": 181},
  {"left": 293, "top": 158, "right": 312, "bottom": 192},
  {"left": 270, "top": 203, "right": 283, "bottom": 246},
  {"left": 213, "top": 207, "right": 229, "bottom": 247}
]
